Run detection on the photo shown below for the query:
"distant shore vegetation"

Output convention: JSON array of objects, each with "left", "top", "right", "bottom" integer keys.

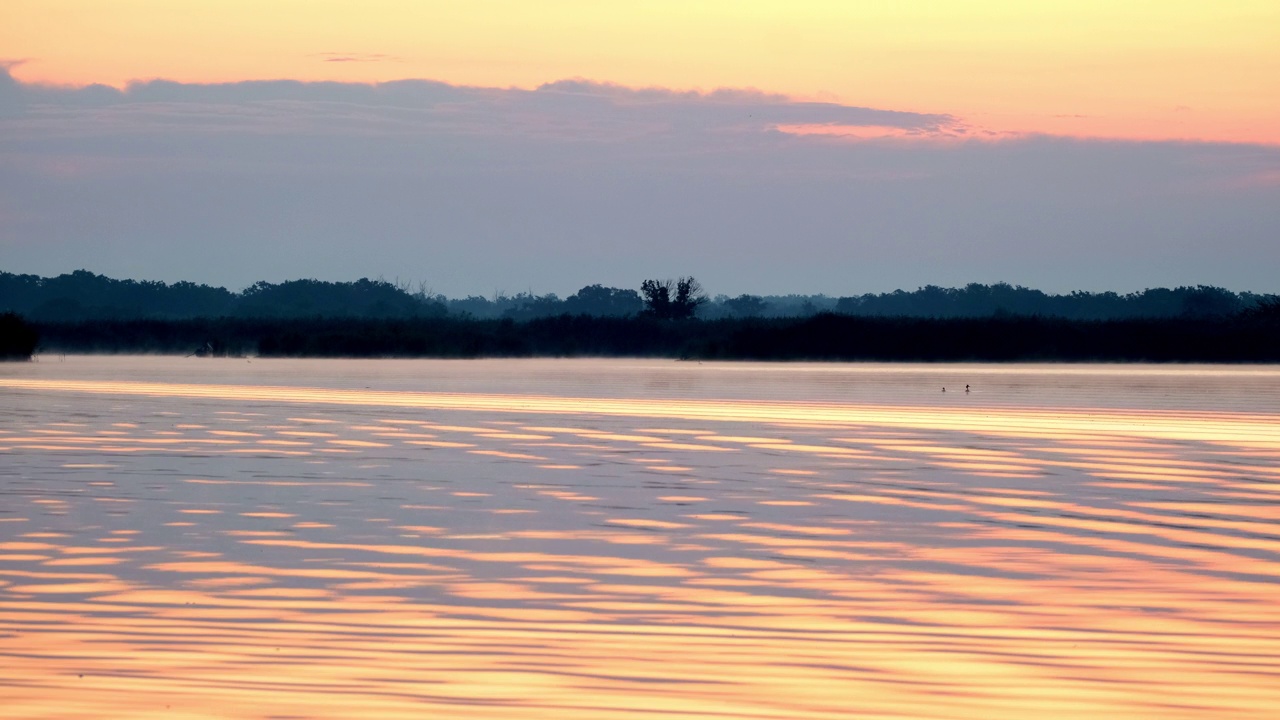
[
  {"left": 3, "top": 270, "right": 1279, "bottom": 362},
  {"left": 5, "top": 270, "right": 1276, "bottom": 323},
  {"left": 0, "top": 312, "right": 39, "bottom": 361}
]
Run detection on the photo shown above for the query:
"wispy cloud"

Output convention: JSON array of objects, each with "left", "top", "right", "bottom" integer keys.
[
  {"left": 314, "top": 52, "right": 401, "bottom": 64},
  {"left": 0, "top": 68, "right": 957, "bottom": 140}
]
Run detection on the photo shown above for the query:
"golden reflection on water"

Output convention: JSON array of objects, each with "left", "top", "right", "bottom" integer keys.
[{"left": 1, "top": 367, "right": 1279, "bottom": 718}]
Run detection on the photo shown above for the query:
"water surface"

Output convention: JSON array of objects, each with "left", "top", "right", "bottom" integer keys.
[{"left": 2, "top": 357, "right": 1278, "bottom": 718}]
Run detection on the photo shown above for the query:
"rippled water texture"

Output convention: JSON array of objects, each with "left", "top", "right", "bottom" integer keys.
[{"left": 2, "top": 357, "right": 1279, "bottom": 719}]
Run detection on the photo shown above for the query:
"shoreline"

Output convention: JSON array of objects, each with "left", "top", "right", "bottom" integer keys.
[{"left": 22, "top": 313, "right": 1280, "bottom": 363}]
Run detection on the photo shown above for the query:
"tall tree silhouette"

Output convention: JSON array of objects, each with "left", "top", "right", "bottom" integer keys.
[{"left": 641, "top": 277, "right": 706, "bottom": 319}]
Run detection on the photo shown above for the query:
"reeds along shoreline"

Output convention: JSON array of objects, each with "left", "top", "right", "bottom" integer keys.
[{"left": 24, "top": 311, "right": 1280, "bottom": 362}]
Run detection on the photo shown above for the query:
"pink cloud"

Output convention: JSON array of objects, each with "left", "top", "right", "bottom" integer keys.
[{"left": 774, "top": 122, "right": 1016, "bottom": 144}]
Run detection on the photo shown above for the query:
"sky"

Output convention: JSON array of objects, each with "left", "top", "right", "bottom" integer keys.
[{"left": 2, "top": 1, "right": 1278, "bottom": 296}]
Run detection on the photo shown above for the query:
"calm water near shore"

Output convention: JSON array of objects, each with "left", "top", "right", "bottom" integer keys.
[{"left": 2, "top": 357, "right": 1279, "bottom": 719}]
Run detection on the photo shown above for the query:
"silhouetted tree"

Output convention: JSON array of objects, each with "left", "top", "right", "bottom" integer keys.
[
  {"left": 447, "top": 295, "right": 497, "bottom": 319},
  {"left": 235, "top": 278, "right": 443, "bottom": 318},
  {"left": 674, "top": 277, "right": 708, "bottom": 318},
  {"left": 641, "top": 277, "right": 706, "bottom": 319},
  {"left": 640, "top": 279, "right": 672, "bottom": 318},
  {"left": 1241, "top": 295, "right": 1280, "bottom": 324},
  {"left": 501, "top": 292, "right": 563, "bottom": 321},
  {"left": 563, "top": 285, "right": 644, "bottom": 317},
  {"left": 723, "top": 294, "right": 769, "bottom": 317},
  {"left": 1180, "top": 285, "right": 1242, "bottom": 318}
]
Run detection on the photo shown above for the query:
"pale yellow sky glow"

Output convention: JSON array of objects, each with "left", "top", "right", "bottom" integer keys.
[{"left": 5, "top": 0, "right": 1278, "bottom": 144}]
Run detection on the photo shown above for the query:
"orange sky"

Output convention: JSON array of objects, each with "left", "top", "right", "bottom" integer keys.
[{"left": 4, "top": 0, "right": 1279, "bottom": 143}]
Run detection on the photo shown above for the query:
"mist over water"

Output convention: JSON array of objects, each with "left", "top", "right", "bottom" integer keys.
[{"left": 2, "top": 357, "right": 1279, "bottom": 719}]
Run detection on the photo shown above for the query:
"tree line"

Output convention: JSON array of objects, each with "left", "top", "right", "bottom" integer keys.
[
  {"left": 3, "top": 270, "right": 1274, "bottom": 322},
  {"left": 6, "top": 269, "right": 1278, "bottom": 361}
]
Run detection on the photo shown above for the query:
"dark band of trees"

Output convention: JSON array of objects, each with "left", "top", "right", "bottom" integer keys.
[
  {"left": 9, "top": 306, "right": 1278, "bottom": 363},
  {"left": 3, "top": 270, "right": 1278, "bottom": 362},
  {"left": 3, "top": 270, "right": 1274, "bottom": 323}
]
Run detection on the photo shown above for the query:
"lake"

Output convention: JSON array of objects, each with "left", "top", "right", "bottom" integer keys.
[{"left": 2, "top": 357, "right": 1279, "bottom": 719}]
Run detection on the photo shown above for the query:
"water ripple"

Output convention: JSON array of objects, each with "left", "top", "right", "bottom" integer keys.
[{"left": 1, "top": 359, "right": 1278, "bottom": 718}]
